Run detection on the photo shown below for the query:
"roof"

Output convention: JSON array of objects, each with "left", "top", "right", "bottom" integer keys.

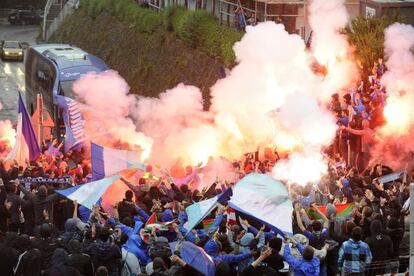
[{"left": 30, "top": 44, "right": 109, "bottom": 80}]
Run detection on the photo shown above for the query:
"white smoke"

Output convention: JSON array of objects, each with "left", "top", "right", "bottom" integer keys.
[
  {"left": 0, "top": 102, "right": 16, "bottom": 158},
  {"left": 72, "top": 13, "right": 355, "bottom": 186},
  {"left": 371, "top": 23, "right": 414, "bottom": 168},
  {"left": 308, "top": 0, "right": 357, "bottom": 101},
  {"left": 72, "top": 70, "right": 153, "bottom": 159}
]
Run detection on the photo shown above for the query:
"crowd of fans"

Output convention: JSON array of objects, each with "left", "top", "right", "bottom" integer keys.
[{"left": 0, "top": 59, "right": 411, "bottom": 276}]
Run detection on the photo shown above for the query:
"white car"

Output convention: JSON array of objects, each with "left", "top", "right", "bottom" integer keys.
[{"left": 1, "top": 41, "right": 24, "bottom": 61}]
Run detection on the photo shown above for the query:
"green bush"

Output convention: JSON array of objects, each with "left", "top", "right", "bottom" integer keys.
[{"left": 81, "top": 0, "right": 241, "bottom": 65}]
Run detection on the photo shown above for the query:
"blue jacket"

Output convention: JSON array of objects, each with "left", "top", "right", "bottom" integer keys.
[
  {"left": 123, "top": 234, "right": 151, "bottom": 265},
  {"left": 204, "top": 239, "right": 252, "bottom": 264},
  {"left": 107, "top": 217, "right": 143, "bottom": 237},
  {"left": 284, "top": 243, "right": 320, "bottom": 276},
  {"left": 162, "top": 209, "right": 174, "bottom": 222},
  {"left": 338, "top": 239, "right": 372, "bottom": 274}
]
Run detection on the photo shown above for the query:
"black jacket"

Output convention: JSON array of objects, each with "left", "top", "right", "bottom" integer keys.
[
  {"left": 67, "top": 239, "right": 94, "bottom": 276},
  {"left": 13, "top": 248, "right": 42, "bottom": 276},
  {"left": 263, "top": 252, "right": 284, "bottom": 271},
  {"left": 365, "top": 233, "right": 393, "bottom": 262},
  {"left": 117, "top": 199, "right": 136, "bottom": 222},
  {"left": 32, "top": 237, "right": 64, "bottom": 269},
  {"left": 85, "top": 240, "right": 121, "bottom": 276},
  {"left": 0, "top": 243, "right": 19, "bottom": 276},
  {"left": 20, "top": 184, "right": 60, "bottom": 225},
  {"left": 6, "top": 192, "right": 25, "bottom": 224},
  {"left": 385, "top": 228, "right": 404, "bottom": 259},
  {"left": 43, "top": 248, "right": 81, "bottom": 276}
]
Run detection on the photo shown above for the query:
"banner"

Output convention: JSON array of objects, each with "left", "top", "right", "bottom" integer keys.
[{"left": 229, "top": 173, "right": 292, "bottom": 235}]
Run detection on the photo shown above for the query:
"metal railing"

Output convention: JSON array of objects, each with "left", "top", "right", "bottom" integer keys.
[{"left": 43, "top": 0, "right": 79, "bottom": 41}]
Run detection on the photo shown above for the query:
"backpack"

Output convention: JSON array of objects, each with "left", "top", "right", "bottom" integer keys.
[{"left": 148, "top": 237, "right": 172, "bottom": 260}]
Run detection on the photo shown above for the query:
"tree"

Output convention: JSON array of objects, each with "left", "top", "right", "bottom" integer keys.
[{"left": 345, "top": 15, "right": 405, "bottom": 78}]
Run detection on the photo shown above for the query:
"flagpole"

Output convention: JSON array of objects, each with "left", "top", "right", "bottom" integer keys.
[{"left": 36, "top": 94, "right": 44, "bottom": 148}]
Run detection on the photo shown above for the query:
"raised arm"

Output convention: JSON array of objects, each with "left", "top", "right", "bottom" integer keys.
[
  {"left": 345, "top": 126, "right": 364, "bottom": 136},
  {"left": 294, "top": 203, "right": 306, "bottom": 232},
  {"left": 311, "top": 203, "right": 329, "bottom": 228}
]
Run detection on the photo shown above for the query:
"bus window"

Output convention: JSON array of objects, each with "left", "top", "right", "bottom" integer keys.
[{"left": 59, "top": 80, "right": 75, "bottom": 98}]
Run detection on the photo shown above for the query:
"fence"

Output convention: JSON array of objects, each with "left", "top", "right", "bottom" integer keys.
[
  {"left": 43, "top": 0, "right": 79, "bottom": 41},
  {"left": 0, "top": 8, "right": 12, "bottom": 17}
]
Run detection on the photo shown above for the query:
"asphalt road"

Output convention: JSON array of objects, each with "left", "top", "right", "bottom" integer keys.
[{"left": 0, "top": 17, "right": 39, "bottom": 122}]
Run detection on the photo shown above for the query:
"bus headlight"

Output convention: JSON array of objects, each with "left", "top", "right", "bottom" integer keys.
[
  {"left": 4, "top": 51, "right": 9, "bottom": 55},
  {"left": 18, "top": 52, "right": 23, "bottom": 55}
]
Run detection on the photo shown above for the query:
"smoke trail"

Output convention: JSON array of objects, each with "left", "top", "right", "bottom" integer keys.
[{"left": 371, "top": 23, "right": 414, "bottom": 168}]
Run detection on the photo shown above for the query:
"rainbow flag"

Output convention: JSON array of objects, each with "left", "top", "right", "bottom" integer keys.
[
  {"left": 307, "top": 203, "right": 354, "bottom": 220},
  {"left": 144, "top": 212, "right": 175, "bottom": 231},
  {"left": 202, "top": 218, "right": 215, "bottom": 232}
]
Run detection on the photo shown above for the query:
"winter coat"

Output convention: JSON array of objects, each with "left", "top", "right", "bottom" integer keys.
[
  {"left": 6, "top": 192, "right": 25, "bottom": 224},
  {"left": 32, "top": 237, "right": 64, "bottom": 269},
  {"left": 122, "top": 234, "right": 151, "bottom": 265},
  {"left": 365, "top": 234, "right": 393, "bottom": 262},
  {"left": 43, "top": 248, "right": 81, "bottom": 276},
  {"left": 338, "top": 239, "right": 372, "bottom": 274},
  {"left": 86, "top": 240, "right": 121, "bottom": 276},
  {"left": 118, "top": 199, "right": 136, "bottom": 222},
  {"left": 20, "top": 184, "right": 60, "bottom": 225},
  {"left": 13, "top": 248, "right": 43, "bottom": 276},
  {"left": 385, "top": 227, "right": 404, "bottom": 259},
  {"left": 60, "top": 218, "right": 82, "bottom": 246},
  {"left": 67, "top": 240, "right": 94, "bottom": 276},
  {"left": 0, "top": 243, "right": 19, "bottom": 276}
]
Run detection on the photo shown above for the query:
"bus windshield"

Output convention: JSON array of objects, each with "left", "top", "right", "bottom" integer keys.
[{"left": 59, "top": 80, "right": 75, "bottom": 98}]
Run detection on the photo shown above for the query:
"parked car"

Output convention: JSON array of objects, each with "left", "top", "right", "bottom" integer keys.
[
  {"left": 1, "top": 41, "right": 24, "bottom": 61},
  {"left": 8, "top": 10, "right": 42, "bottom": 25}
]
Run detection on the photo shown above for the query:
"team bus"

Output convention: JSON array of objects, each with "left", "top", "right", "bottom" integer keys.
[{"left": 25, "top": 44, "right": 108, "bottom": 138}]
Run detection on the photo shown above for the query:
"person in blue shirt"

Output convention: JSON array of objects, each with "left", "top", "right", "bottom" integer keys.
[
  {"left": 295, "top": 202, "right": 329, "bottom": 250},
  {"left": 283, "top": 236, "right": 320, "bottom": 276},
  {"left": 338, "top": 226, "right": 372, "bottom": 275}
]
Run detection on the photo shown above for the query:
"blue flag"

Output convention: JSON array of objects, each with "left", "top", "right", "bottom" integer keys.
[
  {"left": 229, "top": 173, "right": 293, "bottom": 236},
  {"left": 7, "top": 92, "right": 41, "bottom": 165},
  {"left": 56, "top": 95, "right": 86, "bottom": 152}
]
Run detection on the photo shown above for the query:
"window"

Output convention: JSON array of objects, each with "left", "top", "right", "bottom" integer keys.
[
  {"left": 3, "top": 41, "right": 20, "bottom": 48},
  {"left": 59, "top": 80, "right": 75, "bottom": 98}
]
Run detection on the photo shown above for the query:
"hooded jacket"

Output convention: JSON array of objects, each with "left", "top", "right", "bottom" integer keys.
[
  {"left": 61, "top": 219, "right": 82, "bottom": 245},
  {"left": 237, "top": 233, "right": 255, "bottom": 272},
  {"left": 338, "top": 238, "right": 372, "bottom": 273},
  {"left": 13, "top": 247, "right": 42, "bottom": 276},
  {"left": 44, "top": 248, "right": 81, "bottom": 276},
  {"left": 87, "top": 240, "right": 121, "bottom": 276},
  {"left": 0, "top": 242, "right": 19, "bottom": 276},
  {"left": 364, "top": 220, "right": 393, "bottom": 262},
  {"left": 67, "top": 240, "right": 94, "bottom": 276},
  {"left": 284, "top": 243, "right": 320, "bottom": 276},
  {"left": 123, "top": 234, "right": 151, "bottom": 265},
  {"left": 20, "top": 184, "right": 60, "bottom": 225}
]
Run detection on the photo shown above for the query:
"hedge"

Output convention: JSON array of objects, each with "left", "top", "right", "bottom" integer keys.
[{"left": 80, "top": 0, "right": 242, "bottom": 65}]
